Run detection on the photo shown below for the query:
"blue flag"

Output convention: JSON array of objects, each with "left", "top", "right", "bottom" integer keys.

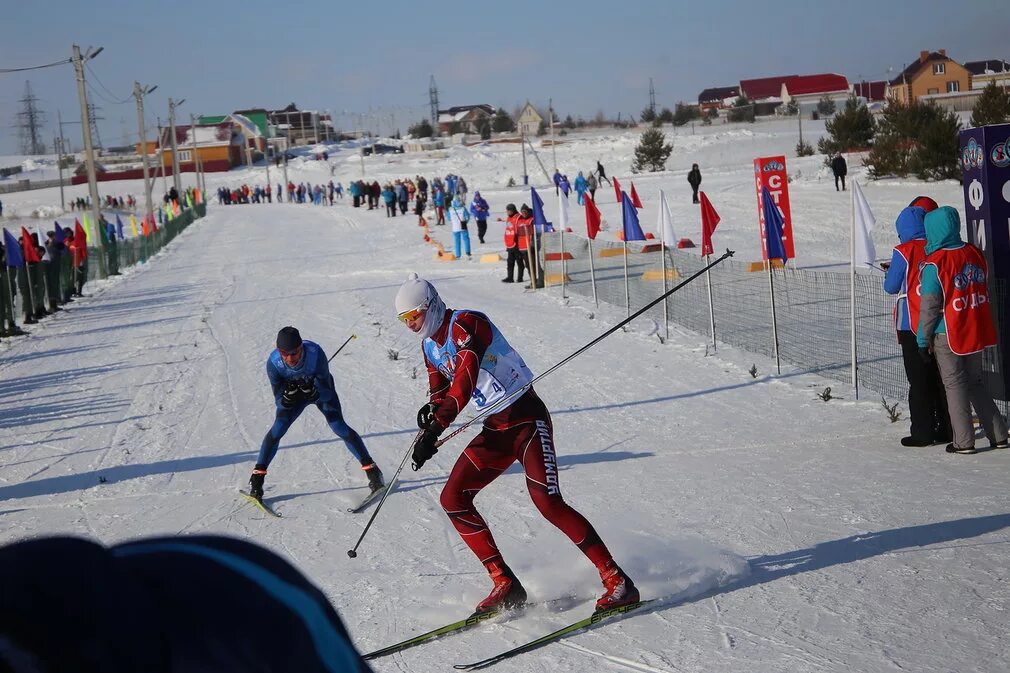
[
  {"left": 761, "top": 186, "right": 788, "bottom": 262},
  {"left": 3, "top": 228, "right": 24, "bottom": 267},
  {"left": 116, "top": 214, "right": 125, "bottom": 240},
  {"left": 53, "top": 222, "right": 65, "bottom": 244},
  {"left": 621, "top": 191, "right": 646, "bottom": 241},
  {"left": 530, "top": 187, "right": 554, "bottom": 233}
]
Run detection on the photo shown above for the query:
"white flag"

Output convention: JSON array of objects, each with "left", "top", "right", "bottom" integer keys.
[
  {"left": 851, "top": 181, "right": 877, "bottom": 268},
  {"left": 657, "top": 190, "right": 676, "bottom": 245},
  {"left": 558, "top": 191, "right": 570, "bottom": 231}
]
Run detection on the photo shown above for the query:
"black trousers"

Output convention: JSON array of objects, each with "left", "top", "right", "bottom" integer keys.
[
  {"left": 835, "top": 175, "right": 846, "bottom": 191},
  {"left": 691, "top": 186, "right": 700, "bottom": 203},
  {"left": 476, "top": 218, "right": 487, "bottom": 243},
  {"left": 506, "top": 247, "right": 526, "bottom": 281},
  {"left": 898, "top": 330, "right": 951, "bottom": 441}
]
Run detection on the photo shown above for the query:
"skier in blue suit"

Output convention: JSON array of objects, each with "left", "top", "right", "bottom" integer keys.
[{"left": 249, "top": 326, "right": 383, "bottom": 499}]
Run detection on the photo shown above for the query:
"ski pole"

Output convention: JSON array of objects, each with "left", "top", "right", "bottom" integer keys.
[
  {"left": 327, "top": 333, "right": 357, "bottom": 363},
  {"left": 347, "top": 429, "right": 423, "bottom": 559},
  {"left": 432, "top": 248, "right": 736, "bottom": 450}
]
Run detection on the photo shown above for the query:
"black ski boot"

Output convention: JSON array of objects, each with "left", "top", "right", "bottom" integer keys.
[
  {"left": 249, "top": 465, "right": 267, "bottom": 499},
  {"left": 364, "top": 463, "right": 384, "bottom": 493}
]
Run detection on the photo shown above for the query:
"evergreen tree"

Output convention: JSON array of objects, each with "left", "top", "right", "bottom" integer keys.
[
  {"left": 407, "top": 119, "right": 434, "bottom": 138},
  {"left": 818, "top": 96, "right": 876, "bottom": 155},
  {"left": 970, "top": 81, "right": 1010, "bottom": 128},
  {"left": 632, "top": 128, "right": 673, "bottom": 172},
  {"left": 657, "top": 107, "right": 675, "bottom": 124},
  {"left": 781, "top": 101, "right": 798, "bottom": 116},
  {"left": 728, "top": 95, "right": 755, "bottom": 123},
  {"left": 672, "top": 102, "right": 700, "bottom": 126},
  {"left": 562, "top": 114, "right": 576, "bottom": 129},
  {"left": 816, "top": 95, "right": 837, "bottom": 116},
  {"left": 536, "top": 119, "right": 548, "bottom": 137},
  {"left": 866, "top": 99, "right": 961, "bottom": 180},
  {"left": 640, "top": 106, "right": 657, "bottom": 123},
  {"left": 492, "top": 107, "right": 515, "bottom": 133},
  {"left": 478, "top": 119, "right": 492, "bottom": 140}
]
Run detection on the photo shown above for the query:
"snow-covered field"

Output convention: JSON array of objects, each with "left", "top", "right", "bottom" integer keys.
[{"left": 1, "top": 122, "right": 1008, "bottom": 672}]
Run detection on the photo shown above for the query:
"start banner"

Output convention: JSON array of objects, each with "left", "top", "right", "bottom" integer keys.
[{"left": 754, "top": 156, "right": 796, "bottom": 260}]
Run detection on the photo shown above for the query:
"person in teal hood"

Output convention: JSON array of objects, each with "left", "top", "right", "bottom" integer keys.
[{"left": 916, "top": 206, "right": 1007, "bottom": 454}]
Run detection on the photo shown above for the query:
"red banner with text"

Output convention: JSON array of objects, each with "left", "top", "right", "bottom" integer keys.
[{"left": 754, "top": 156, "right": 796, "bottom": 260}]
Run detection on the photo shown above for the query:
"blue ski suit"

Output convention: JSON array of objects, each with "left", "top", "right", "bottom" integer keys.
[{"left": 257, "top": 340, "right": 371, "bottom": 467}]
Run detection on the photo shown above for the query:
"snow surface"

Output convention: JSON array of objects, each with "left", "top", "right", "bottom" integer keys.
[{"left": 1, "top": 120, "right": 1008, "bottom": 673}]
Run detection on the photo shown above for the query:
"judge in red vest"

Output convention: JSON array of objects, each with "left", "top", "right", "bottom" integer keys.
[
  {"left": 916, "top": 206, "right": 1008, "bottom": 454},
  {"left": 883, "top": 198, "right": 951, "bottom": 447}
]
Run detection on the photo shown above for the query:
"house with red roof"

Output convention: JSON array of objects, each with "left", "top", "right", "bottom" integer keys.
[{"left": 781, "top": 73, "right": 850, "bottom": 112}]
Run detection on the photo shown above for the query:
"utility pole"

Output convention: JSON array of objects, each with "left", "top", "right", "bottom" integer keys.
[
  {"left": 648, "top": 78, "right": 657, "bottom": 118},
  {"left": 157, "top": 117, "right": 168, "bottom": 200},
  {"left": 190, "top": 114, "right": 205, "bottom": 195},
  {"left": 429, "top": 75, "right": 439, "bottom": 132},
  {"left": 549, "top": 98, "right": 556, "bottom": 173},
  {"left": 56, "top": 110, "right": 67, "bottom": 209},
  {"left": 168, "top": 97, "right": 185, "bottom": 198},
  {"left": 72, "top": 44, "right": 107, "bottom": 278},
  {"left": 133, "top": 82, "right": 157, "bottom": 225},
  {"left": 87, "top": 102, "right": 104, "bottom": 150}
]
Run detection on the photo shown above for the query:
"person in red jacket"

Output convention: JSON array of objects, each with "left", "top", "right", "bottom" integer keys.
[
  {"left": 395, "top": 273, "right": 639, "bottom": 615},
  {"left": 497, "top": 203, "right": 525, "bottom": 283}
]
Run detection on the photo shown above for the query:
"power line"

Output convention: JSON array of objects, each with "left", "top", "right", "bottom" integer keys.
[
  {"left": 84, "top": 62, "right": 131, "bottom": 104},
  {"left": 0, "top": 57, "right": 73, "bottom": 74}
]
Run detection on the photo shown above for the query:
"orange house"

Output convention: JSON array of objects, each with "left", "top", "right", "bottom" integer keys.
[{"left": 887, "top": 50, "right": 971, "bottom": 103}]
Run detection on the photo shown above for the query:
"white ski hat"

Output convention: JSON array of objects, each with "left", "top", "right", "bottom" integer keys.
[{"left": 395, "top": 273, "right": 445, "bottom": 339}]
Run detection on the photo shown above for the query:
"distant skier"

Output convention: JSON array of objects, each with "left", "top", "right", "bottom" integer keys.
[
  {"left": 395, "top": 274, "right": 639, "bottom": 615},
  {"left": 249, "top": 327, "right": 383, "bottom": 500},
  {"left": 687, "top": 163, "right": 702, "bottom": 204},
  {"left": 596, "top": 160, "right": 611, "bottom": 185}
]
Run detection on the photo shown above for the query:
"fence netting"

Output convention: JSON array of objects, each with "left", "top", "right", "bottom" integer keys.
[{"left": 543, "top": 231, "right": 1008, "bottom": 418}]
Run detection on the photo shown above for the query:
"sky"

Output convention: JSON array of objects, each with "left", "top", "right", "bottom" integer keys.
[{"left": 1, "top": 0, "right": 1007, "bottom": 156}]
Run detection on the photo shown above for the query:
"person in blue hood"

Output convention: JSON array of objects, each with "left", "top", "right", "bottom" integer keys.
[
  {"left": 883, "top": 200, "right": 951, "bottom": 446},
  {"left": 916, "top": 206, "right": 1007, "bottom": 455},
  {"left": 470, "top": 191, "right": 490, "bottom": 243}
]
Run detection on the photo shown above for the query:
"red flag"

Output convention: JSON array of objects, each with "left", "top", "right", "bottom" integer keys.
[
  {"left": 150, "top": 213, "right": 159, "bottom": 233},
  {"left": 20, "top": 227, "right": 41, "bottom": 264},
  {"left": 700, "top": 191, "right": 721, "bottom": 256},
  {"left": 584, "top": 194, "right": 602, "bottom": 240},
  {"left": 74, "top": 220, "right": 89, "bottom": 259},
  {"left": 630, "top": 183, "right": 643, "bottom": 209},
  {"left": 141, "top": 215, "right": 151, "bottom": 237},
  {"left": 613, "top": 177, "right": 622, "bottom": 203}
]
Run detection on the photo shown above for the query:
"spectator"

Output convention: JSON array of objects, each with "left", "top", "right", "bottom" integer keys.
[
  {"left": 414, "top": 188, "right": 426, "bottom": 225},
  {"left": 916, "top": 206, "right": 1008, "bottom": 454},
  {"left": 586, "top": 172, "right": 598, "bottom": 201},
  {"left": 574, "top": 171, "right": 588, "bottom": 205},
  {"left": 470, "top": 191, "right": 490, "bottom": 244},
  {"left": 449, "top": 196, "right": 472, "bottom": 259},
  {"left": 396, "top": 181, "right": 409, "bottom": 215},
  {"left": 433, "top": 188, "right": 446, "bottom": 225},
  {"left": 518, "top": 204, "right": 543, "bottom": 289},
  {"left": 0, "top": 535, "right": 373, "bottom": 673},
  {"left": 596, "top": 160, "right": 611, "bottom": 185},
  {"left": 883, "top": 201, "right": 951, "bottom": 447},
  {"left": 498, "top": 203, "right": 524, "bottom": 283},
  {"left": 831, "top": 154, "right": 848, "bottom": 191},
  {"left": 381, "top": 184, "right": 396, "bottom": 217},
  {"left": 687, "top": 163, "right": 702, "bottom": 204},
  {"left": 553, "top": 169, "right": 562, "bottom": 195}
]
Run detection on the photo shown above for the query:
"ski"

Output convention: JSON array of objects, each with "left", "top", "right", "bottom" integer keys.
[
  {"left": 347, "top": 485, "right": 388, "bottom": 514},
  {"left": 452, "top": 599, "right": 655, "bottom": 670},
  {"left": 362, "top": 608, "right": 503, "bottom": 660},
  {"left": 363, "top": 595, "right": 582, "bottom": 661},
  {"left": 238, "top": 490, "right": 281, "bottom": 518}
]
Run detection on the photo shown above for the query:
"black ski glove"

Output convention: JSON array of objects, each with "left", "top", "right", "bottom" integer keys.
[
  {"left": 281, "top": 380, "right": 302, "bottom": 408},
  {"left": 416, "top": 402, "right": 439, "bottom": 430},
  {"left": 918, "top": 347, "right": 933, "bottom": 365},
  {"left": 411, "top": 426, "right": 442, "bottom": 470},
  {"left": 298, "top": 377, "right": 319, "bottom": 403}
]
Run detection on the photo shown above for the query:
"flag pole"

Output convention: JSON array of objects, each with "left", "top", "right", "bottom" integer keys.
[
  {"left": 587, "top": 237, "right": 598, "bottom": 306},
  {"left": 706, "top": 254, "right": 717, "bottom": 351},
  {"left": 623, "top": 239, "right": 630, "bottom": 317},
  {"left": 850, "top": 182, "right": 859, "bottom": 399},
  {"left": 560, "top": 226, "right": 567, "bottom": 299},
  {"left": 661, "top": 238, "right": 669, "bottom": 341},
  {"left": 767, "top": 259, "right": 781, "bottom": 375}
]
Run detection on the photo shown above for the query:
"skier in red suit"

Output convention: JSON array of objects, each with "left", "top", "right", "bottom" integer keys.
[{"left": 395, "top": 273, "right": 638, "bottom": 614}]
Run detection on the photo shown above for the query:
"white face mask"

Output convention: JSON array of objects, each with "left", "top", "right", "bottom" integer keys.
[{"left": 417, "top": 293, "right": 446, "bottom": 340}]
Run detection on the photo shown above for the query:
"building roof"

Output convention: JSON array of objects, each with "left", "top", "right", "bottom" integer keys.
[
  {"left": 963, "top": 59, "right": 1010, "bottom": 76},
  {"left": 698, "top": 86, "right": 739, "bottom": 103},
  {"left": 158, "top": 122, "right": 233, "bottom": 149},
  {"left": 889, "top": 51, "right": 953, "bottom": 85},
  {"left": 439, "top": 104, "right": 494, "bottom": 117},
  {"left": 740, "top": 75, "right": 797, "bottom": 100},
  {"left": 782, "top": 73, "right": 849, "bottom": 96},
  {"left": 851, "top": 80, "right": 888, "bottom": 101}
]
